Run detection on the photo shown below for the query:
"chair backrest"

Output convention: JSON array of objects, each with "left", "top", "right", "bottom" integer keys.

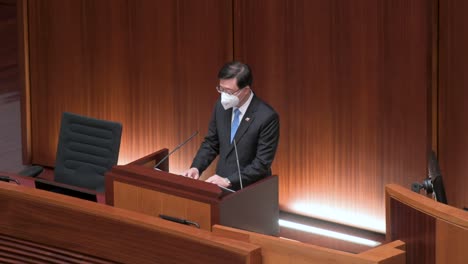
[{"left": 54, "top": 112, "right": 122, "bottom": 191}]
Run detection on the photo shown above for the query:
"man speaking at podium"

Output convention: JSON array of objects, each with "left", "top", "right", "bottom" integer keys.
[{"left": 184, "top": 61, "right": 280, "bottom": 191}]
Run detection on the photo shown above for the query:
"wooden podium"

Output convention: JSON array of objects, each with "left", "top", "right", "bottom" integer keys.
[{"left": 105, "top": 149, "right": 279, "bottom": 235}]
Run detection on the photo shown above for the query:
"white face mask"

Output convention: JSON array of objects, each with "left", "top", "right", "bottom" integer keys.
[{"left": 221, "top": 92, "right": 239, "bottom": 110}]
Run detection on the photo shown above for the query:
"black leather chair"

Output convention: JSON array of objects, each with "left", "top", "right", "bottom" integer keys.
[{"left": 20, "top": 112, "right": 122, "bottom": 192}]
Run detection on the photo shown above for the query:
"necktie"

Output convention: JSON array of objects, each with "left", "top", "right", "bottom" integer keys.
[{"left": 231, "top": 108, "right": 241, "bottom": 143}]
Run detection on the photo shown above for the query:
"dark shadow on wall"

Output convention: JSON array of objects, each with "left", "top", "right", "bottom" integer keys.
[{"left": 0, "top": 0, "right": 25, "bottom": 172}]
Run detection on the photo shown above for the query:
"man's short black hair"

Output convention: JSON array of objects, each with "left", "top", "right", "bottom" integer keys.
[{"left": 218, "top": 61, "right": 253, "bottom": 89}]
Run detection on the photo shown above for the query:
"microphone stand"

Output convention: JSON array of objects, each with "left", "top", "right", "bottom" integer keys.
[
  {"left": 154, "top": 131, "right": 199, "bottom": 170},
  {"left": 233, "top": 139, "right": 243, "bottom": 190}
]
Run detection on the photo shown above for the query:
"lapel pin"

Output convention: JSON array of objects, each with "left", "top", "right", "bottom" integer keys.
[{"left": 245, "top": 117, "right": 250, "bottom": 122}]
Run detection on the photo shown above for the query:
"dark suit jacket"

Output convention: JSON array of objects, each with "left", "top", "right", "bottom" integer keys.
[{"left": 191, "top": 95, "right": 280, "bottom": 190}]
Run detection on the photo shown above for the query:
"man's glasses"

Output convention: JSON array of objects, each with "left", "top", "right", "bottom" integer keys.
[{"left": 216, "top": 85, "right": 241, "bottom": 96}]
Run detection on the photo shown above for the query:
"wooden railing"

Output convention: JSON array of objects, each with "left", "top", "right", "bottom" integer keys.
[
  {"left": 0, "top": 181, "right": 261, "bottom": 264},
  {"left": 386, "top": 184, "right": 468, "bottom": 264}
]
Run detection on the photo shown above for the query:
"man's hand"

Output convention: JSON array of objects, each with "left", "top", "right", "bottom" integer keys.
[
  {"left": 183, "top": 167, "right": 200, "bottom": 179},
  {"left": 205, "top": 174, "right": 231, "bottom": 188}
]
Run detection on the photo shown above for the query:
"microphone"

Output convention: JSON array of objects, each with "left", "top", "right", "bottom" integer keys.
[
  {"left": 428, "top": 150, "right": 441, "bottom": 179},
  {"left": 427, "top": 150, "right": 448, "bottom": 204},
  {"left": 154, "top": 131, "right": 199, "bottom": 170},
  {"left": 233, "top": 139, "right": 243, "bottom": 189},
  {"left": 159, "top": 214, "right": 200, "bottom": 228}
]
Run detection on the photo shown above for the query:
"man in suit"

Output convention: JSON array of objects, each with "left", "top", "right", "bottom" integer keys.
[{"left": 184, "top": 61, "right": 280, "bottom": 191}]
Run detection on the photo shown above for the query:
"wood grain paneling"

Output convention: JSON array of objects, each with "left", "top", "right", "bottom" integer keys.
[
  {"left": 113, "top": 181, "right": 212, "bottom": 230},
  {"left": 436, "top": 219, "right": 468, "bottom": 264},
  {"left": 439, "top": 0, "right": 468, "bottom": 210},
  {"left": 0, "top": 234, "right": 115, "bottom": 264},
  {"left": 233, "top": 0, "right": 433, "bottom": 232},
  {"left": 27, "top": 0, "right": 232, "bottom": 173},
  {"left": 389, "top": 198, "right": 435, "bottom": 264}
]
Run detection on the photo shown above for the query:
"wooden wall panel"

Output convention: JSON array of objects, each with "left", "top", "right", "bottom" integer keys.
[
  {"left": 0, "top": 0, "right": 17, "bottom": 102},
  {"left": 234, "top": 0, "right": 433, "bottom": 232},
  {"left": 439, "top": 0, "right": 468, "bottom": 209},
  {"left": 27, "top": 0, "right": 232, "bottom": 174},
  {"left": 435, "top": 219, "right": 468, "bottom": 264},
  {"left": 389, "top": 198, "right": 435, "bottom": 264}
]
